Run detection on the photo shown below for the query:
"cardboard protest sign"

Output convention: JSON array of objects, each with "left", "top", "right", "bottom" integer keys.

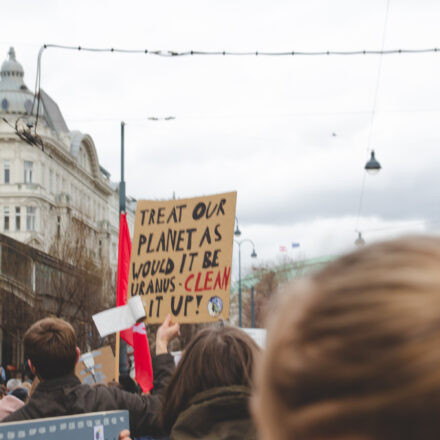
[
  {"left": 128, "top": 191, "right": 237, "bottom": 323},
  {"left": 75, "top": 346, "right": 116, "bottom": 385}
]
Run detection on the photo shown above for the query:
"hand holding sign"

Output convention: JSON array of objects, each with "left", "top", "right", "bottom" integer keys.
[
  {"left": 119, "top": 430, "right": 131, "bottom": 440},
  {"left": 156, "top": 314, "right": 180, "bottom": 354}
]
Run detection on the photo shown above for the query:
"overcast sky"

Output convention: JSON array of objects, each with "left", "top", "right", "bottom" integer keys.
[{"left": 2, "top": 0, "right": 440, "bottom": 276}]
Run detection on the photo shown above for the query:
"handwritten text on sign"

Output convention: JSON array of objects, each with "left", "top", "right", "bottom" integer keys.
[{"left": 128, "top": 192, "right": 237, "bottom": 323}]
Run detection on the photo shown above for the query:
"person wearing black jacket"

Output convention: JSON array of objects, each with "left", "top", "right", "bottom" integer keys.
[{"left": 1, "top": 315, "right": 179, "bottom": 439}]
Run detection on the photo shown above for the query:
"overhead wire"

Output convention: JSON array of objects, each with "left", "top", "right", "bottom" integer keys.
[
  {"left": 31, "top": 41, "right": 440, "bottom": 133},
  {"left": 355, "top": 0, "right": 391, "bottom": 235},
  {"left": 40, "top": 43, "right": 440, "bottom": 57}
]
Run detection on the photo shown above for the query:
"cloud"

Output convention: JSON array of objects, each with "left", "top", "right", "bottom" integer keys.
[{"left": 2, "top": 0, "right": 440, "bottom": 263}]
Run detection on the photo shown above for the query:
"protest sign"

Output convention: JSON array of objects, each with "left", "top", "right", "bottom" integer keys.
[
  {"left": 0, "top": 410, "right": 128, "bottom": 440},
  {"left": 75, "top": 346, "right": 116, "bottom": 384},
  {"left": 128, "top": 191, "right": 237, "bottom": 323}
]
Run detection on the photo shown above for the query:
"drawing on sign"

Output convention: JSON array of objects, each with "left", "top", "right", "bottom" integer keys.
[
  {"left": 128, "top": 192, "right": 237, "bottom": 323},
  {"left": 208, "top": 296, "right": 223, "bottom": 317},
  {"left": 94, "top": 425, "right": 104, "bottom": 440}
]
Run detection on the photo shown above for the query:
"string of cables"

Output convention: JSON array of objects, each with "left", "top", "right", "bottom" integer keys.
[
  {"left": 38, "top": 43, "right": 440, "bottom": 56},
  {"left": 354, "top": 0, "right": 390, "bottom": 244},
  {"left": 30, "top": 42, "right": 440, "bottom": 134}
]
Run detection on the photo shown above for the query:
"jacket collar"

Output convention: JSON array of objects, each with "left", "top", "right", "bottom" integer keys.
[
  {"left": 187, "top": 385, "right": 251, "bottom": 407},
  {"left": 35, "top": 373, "right": 81, "bottom": 393}
]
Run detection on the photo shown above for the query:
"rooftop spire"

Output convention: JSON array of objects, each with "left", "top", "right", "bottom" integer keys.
[
  {"left": 8, "top": 47, "right": 16, "bottom": 61},
  {"left": 1, "top": 46, "right": 24, "bottom": 84}
]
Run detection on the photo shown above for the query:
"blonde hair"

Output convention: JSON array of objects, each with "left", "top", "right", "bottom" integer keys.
[{"left": 256, "top": 236, "right": 440, "bottom": 440}]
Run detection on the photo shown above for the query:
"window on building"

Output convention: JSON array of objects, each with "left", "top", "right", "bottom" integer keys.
[
  {"left": 41, "top": 163, "right": 46, "bottom": 188},
  {"left": 15, "top": 207, "right": 20, "bottom": 231},
  {"left": 79, "top": 147, "right": 87, "bottom": 169},
  {"left": 26, "top": 207, "right": 36, "bottom": 231},
  {"left": 98, "top": 240, "right": 102, "bottom": 258},
  {"left": 4, "top": 207, "right": 10, "bottom": 231},
  {"left": 56, "top": 216, "right": 61, "bottom": 238},
  {"left": 56, "top": 174, "right": 60, "bottom": 194},
  {"left": 23, "top": 161, "right": 33, "bottom": 184},
  {"left": 4, "top": 160, "right": 10, "bottom": 184},
  {"left": 49, "top": 169, "right": 54, "bottom": 194}
]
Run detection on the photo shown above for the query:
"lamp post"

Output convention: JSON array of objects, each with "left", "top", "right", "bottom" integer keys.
[
  {"left": 119, "top": 122, "right": 126, "bottom": 213},
  {"left": 118, "top": 121, "right": 127, "bottom": 378},
  {"left": 356, "top": 150, "right": 382, "bottom": 246},
  {"left": 118, "top": 117, "right": 174, "bottom": 377},
  {"left": 250, "top": 286, "right": 255, "bottom": 328},
  {"left": 355, "top": 231, "right": 365, "bottom": 247},
  {"left": 234, "top": 239, "right": 257, "bottom": 327}
]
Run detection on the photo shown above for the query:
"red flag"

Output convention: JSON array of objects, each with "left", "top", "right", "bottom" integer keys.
[
  {"left": 116, "top": 213, "right": 154, "bottom": 392},
  {"left": 133, "top": 323, "right": 154, "bottom": 392},
  {"left": 116, "top": 213, "right": 133, "bottom": 346}
]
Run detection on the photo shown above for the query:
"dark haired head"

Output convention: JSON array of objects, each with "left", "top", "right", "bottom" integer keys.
[
  {"left": 24, "top": 318, "right": 78, "bottom": 380},
  {"left": 161, "top": 326, "right": 260, "bottom": 433},
  {"left": 10, "top": 387, "right": 28, "bottom": 402}
]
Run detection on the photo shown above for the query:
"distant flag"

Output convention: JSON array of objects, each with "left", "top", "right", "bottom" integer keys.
[
  {"left": 292, "top": 242, "right": 300, "bottom": 248},
  {"left": 279, "top": 245, "right": 287, "bottom": 252}
]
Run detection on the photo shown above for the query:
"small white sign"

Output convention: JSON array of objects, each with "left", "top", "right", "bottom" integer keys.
[
  {"left": 242, "top": 328, "right": 267, "bottom": 348},
  {"left": 92, "top": 296, "right": 146, "bottom": 337}
]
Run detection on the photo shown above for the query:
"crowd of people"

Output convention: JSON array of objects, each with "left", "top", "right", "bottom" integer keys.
[
  {"left": 0, "top": 378, "right": 32, "bottom": 419},
  {"left": 1, "top": 234, "right": 439, "bottom": 439}
]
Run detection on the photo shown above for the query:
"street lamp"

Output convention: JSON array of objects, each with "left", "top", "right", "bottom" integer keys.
[
  {"left": 355, "top": 231, "right": 365, "bottom": 247},
  {"left": 234, "top": 217, "right": 241, "bottom": 237},
  {"left": 234, "top": 239, "right": 257, "bottom": 328},
  {"left": 365, "top": 150, "right": 381, "bottom": 175}
]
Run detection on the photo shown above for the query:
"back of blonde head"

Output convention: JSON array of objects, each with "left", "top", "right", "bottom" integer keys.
[{"left": 255, "top": 236, "right": 440, "bottom": 440}]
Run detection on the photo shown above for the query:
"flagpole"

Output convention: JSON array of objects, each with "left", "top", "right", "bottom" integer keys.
[
  {"left": 114, "top": 332, "right": 120, "bottom": 382},
  {"left": 115, "top": 121, "right": 126, "bottom": 383}
]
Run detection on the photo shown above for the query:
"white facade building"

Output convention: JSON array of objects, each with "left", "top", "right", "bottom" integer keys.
[{"left": 0, "top": 47, "right": 135, "bottom": 270}]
